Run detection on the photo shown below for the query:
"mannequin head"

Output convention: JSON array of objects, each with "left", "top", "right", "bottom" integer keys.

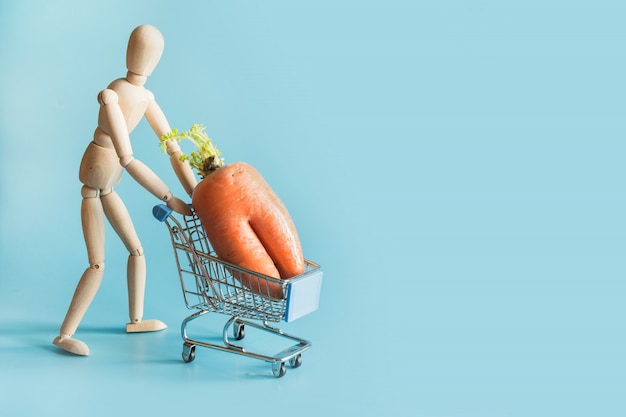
[{"left": 126, "top": 25, "right": 164, "bottom": 77}]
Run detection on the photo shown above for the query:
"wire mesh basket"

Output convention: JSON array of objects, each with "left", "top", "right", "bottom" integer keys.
[{"left": 153, "top": 204, "right": 323, "bottom": 377}]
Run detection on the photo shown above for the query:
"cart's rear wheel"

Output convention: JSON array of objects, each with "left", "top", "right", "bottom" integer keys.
[
  {"left": 288, "top": 354, "right": 302, "bottom": 369},
  {"left": 233, "top": 321, "right": 245, "bottom": 341},
  {"left": 182, "top": 343, "right": 196, "bottom": 363},
  {"left": 272, "top": 361, "right": 286, "bottom": 378}
]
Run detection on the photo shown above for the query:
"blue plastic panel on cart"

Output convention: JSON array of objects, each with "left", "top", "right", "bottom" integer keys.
[{"left": 285, "top": 270, "right": 323, "bottom": 322}]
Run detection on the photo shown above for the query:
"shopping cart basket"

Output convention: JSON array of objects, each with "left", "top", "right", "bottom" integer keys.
[{"left": 153, "top": 204, "right": 323, "bottom": 377}]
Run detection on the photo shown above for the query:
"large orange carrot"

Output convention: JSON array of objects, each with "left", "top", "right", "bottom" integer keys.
[
  {"left": 192, "top": 161, "right": 304, "bottom": 298},
  {"left": 161, "top": 125, "right": 304, "bottom": 299}
]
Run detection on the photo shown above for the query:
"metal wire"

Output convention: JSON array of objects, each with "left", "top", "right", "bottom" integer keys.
[
  {"left": 158, "top": 205, "right": 320, "bottom": 375},
  {"left": 163, "top": 210, "right": 315, "bottom": 322}
]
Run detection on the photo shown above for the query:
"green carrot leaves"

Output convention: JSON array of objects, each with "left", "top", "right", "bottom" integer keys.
[{"left": 160, "top": 124, "right": 224, "bottom": 178}]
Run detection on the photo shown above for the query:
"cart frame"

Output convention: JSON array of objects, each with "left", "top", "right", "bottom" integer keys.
[{"left": 153, "top": 204, "right": 322, "bottom": 378}]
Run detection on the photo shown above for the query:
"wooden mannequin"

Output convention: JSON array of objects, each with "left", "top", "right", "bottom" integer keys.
[{"left": 53, "top": 25, "right": 197, "bottom": 356}]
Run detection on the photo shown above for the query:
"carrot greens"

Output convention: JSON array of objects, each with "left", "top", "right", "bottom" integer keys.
[{"left": 161, "top": 124, "right": 224, "bottom": 178}]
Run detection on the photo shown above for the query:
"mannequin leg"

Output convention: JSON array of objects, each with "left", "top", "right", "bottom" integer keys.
[
  {"left": 53, "top": 188, "right": 105, "bottom": 356},
  {"left": 127, "top": 252, "right": 146, "bottom": 323},
  {"left": 101, "top": 190, "right": 166, "bottom": 332}
]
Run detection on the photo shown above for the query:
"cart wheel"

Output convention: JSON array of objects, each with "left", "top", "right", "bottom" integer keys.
[
  {"left": 233, "top": 322, "right": 245, "bottom": 341},
  {"left": 272, "top": 361, "right": 286, "bottom": 378},
  {"left": 288, "top": 354, "right": 302, "bottom": 369},
  {"left": 182, "top": 343, "right": 196, "bottom": 363}
]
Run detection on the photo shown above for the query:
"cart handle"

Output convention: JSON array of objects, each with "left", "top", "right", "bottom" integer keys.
[
  {"left": 152, "top": 204, "right": 173, "bottom": 222},
  {"left": 153, "top": 203, "right": 195, "bottom": 221}
]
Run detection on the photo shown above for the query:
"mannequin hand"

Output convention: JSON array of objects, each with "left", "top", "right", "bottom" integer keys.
[{"left": 166, "top": 196, "right": 193, "bottom": 216}]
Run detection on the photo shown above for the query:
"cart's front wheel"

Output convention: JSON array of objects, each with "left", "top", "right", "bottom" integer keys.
[
  {"left": 272, "top": 361, "right": 286, "bottom": 378},
  {"left": 233, "top": 321, "right": 245, "bottom": 341},
  {"left": 182, "top": 343, "right": 196, "bottom": 363},
  {"left": 288, "top": 354, "right": 302, "bottom": 369}
]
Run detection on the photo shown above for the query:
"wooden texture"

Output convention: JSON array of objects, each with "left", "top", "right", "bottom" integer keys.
[{"left": 54, "top": 25, "right": 192, "bottom": 355}]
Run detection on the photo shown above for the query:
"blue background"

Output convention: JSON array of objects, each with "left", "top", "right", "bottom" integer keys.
[{"left": 1, "top": 1, "right": 624, "bottom": 416}]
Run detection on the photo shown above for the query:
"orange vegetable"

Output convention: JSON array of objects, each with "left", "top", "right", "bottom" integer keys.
[
  {"left": 192, "top": 162, "right": 303, "bottom": 298},
  {"left": 162, "top": 125, "right": 304, "bottom": 299}
]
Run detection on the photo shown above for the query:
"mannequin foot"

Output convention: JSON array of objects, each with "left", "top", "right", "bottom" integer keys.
[
  {"left": 126, "top": 319, "right": 167, "bottom": 333},
  {"left": 53, "top": 335, "right": 90, "bottom": 356}
]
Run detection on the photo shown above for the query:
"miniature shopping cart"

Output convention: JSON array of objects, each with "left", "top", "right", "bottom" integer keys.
[{"left": 153, "top": 204, "right": 323, "bottom": 378}]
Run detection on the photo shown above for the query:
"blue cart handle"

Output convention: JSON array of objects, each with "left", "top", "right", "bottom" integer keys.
[{"left": 152, "top": 204, "right": 173, "bottom": 222}]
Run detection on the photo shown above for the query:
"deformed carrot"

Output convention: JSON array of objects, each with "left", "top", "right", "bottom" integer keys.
[
  {"left": 192, "top": 161, "right": 304, "bottom": 298},
  {"left": 161, "top": 125, "right": 304, "bottom": 299}
]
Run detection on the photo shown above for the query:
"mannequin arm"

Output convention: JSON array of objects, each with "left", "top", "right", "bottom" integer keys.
[
  {"left": 145, "top": 92, "right": 197, "bottom": 197},
  {"left": 98, "top": 89, "right": 192, "bottom": 215}
]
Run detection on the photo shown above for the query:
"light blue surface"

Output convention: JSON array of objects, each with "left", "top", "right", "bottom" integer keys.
[{"left": 1, "top": 1, "right": 625, "bottom": 416}]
